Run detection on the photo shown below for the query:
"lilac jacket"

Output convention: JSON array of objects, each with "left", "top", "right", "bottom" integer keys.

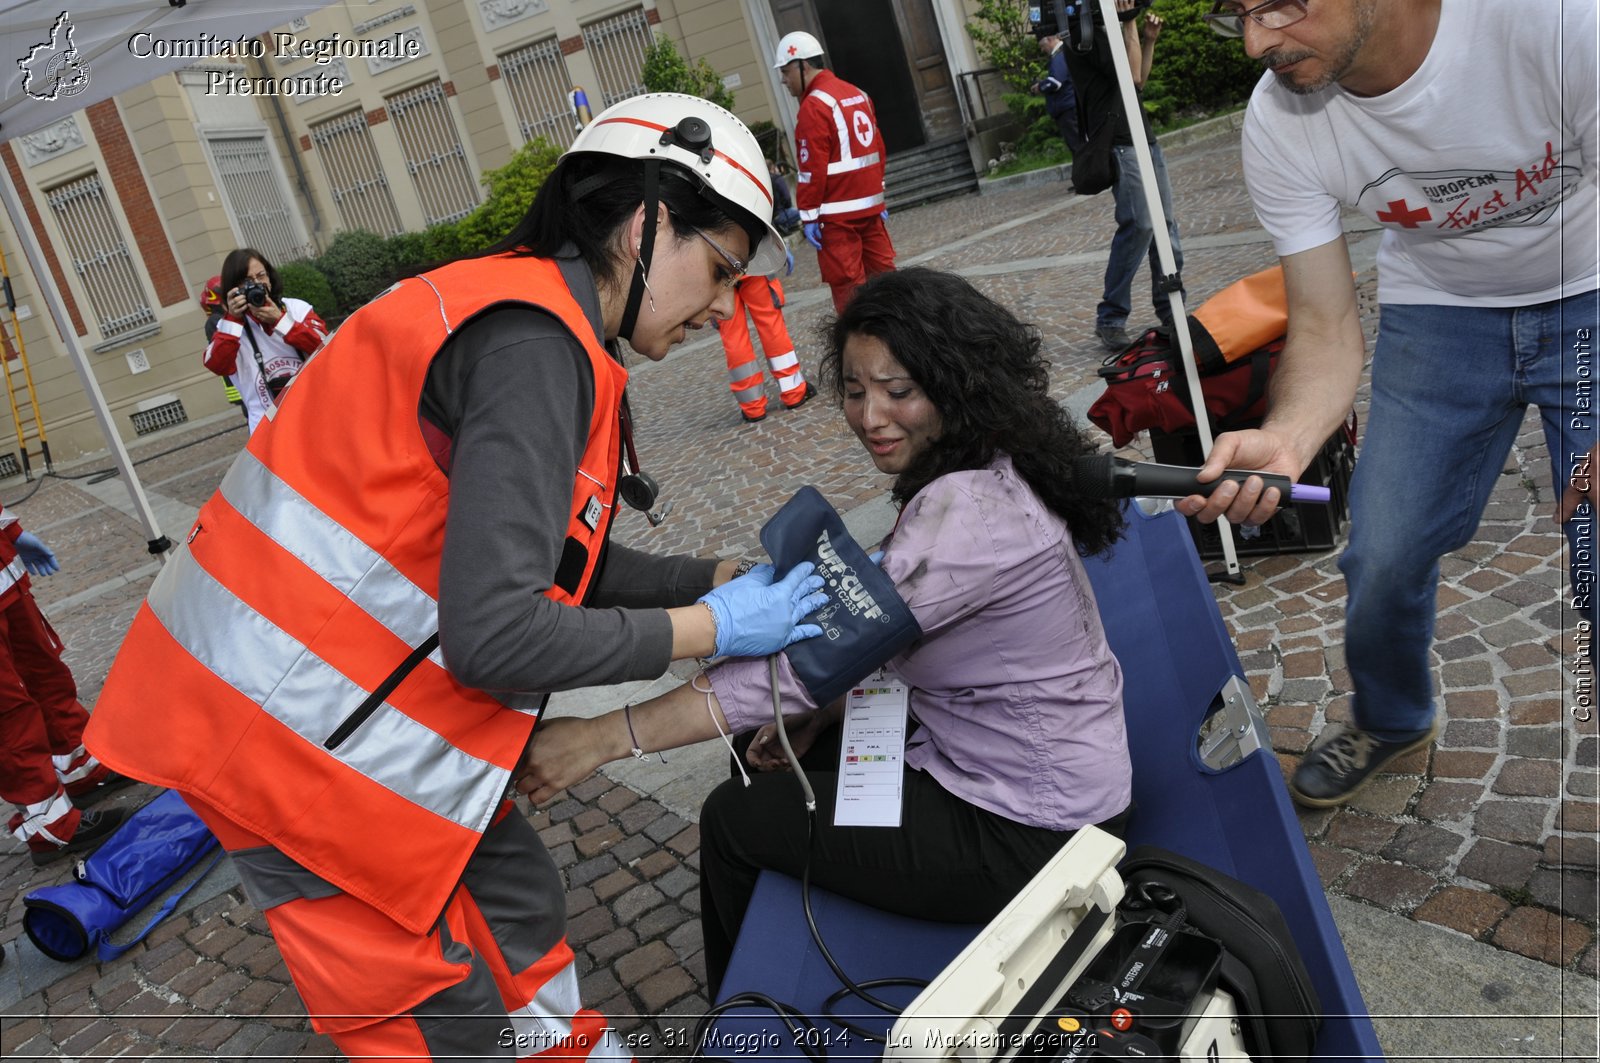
[{"left": 710, "top": 454, "right": 1132, "bottom": 831}]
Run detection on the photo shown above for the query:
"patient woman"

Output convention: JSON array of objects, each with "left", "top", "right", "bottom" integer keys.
[{"left": 519, "top": 268, "right": 1132, "bottom": 995}]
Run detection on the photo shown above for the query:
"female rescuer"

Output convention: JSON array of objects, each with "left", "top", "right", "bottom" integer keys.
[{"left": 85, "top": 94, "right": 825, "bottom": 1061}]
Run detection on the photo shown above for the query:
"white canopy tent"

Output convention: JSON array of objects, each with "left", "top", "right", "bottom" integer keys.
[{"left": 0, "top": 0, "right": 339, "bottom": 557}]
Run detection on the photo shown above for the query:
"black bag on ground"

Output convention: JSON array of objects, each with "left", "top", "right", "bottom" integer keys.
[{"left": 1118, "top": 846, "right": 1323, "bottom": 1062}]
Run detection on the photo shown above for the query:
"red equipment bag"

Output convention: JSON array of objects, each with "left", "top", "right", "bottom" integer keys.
[{"left": 1088, "top": 266, "right": 1289, "bottom": 448}]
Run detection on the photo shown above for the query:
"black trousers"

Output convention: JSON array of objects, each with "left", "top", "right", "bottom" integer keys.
[{"left": 697, "top": 724, "right": 1128, "bottom": 997}]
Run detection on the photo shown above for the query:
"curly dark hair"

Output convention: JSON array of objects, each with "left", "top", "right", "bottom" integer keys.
[{"left": 820, "top": 268, "right": 1124, "bottom": 556}]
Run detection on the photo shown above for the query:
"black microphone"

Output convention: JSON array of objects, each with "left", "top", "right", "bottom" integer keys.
[{"left": 1071, "top": 454, "right": 1331, "bottom": 503}]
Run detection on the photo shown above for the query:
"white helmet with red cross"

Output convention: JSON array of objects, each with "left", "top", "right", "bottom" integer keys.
[
  {"left": 773, "top": 31, "right": 823, "bottom": 69},
  {"left": 566, "top": 92, "right": 785, "bottom": 275}
]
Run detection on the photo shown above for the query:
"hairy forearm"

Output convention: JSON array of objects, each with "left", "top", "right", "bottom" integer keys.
[{"left": 1262, "top": 322, "right": 1365, "bottom": 474}]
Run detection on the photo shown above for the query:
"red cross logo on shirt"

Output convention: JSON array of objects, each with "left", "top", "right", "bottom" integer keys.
[{"left": 1377, "top": 199, "right": 1432, "bottom": 228}]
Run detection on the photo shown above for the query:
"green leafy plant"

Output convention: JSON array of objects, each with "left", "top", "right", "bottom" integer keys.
[
  {"left": 967, "top": 0, "right": 1049, "bottom": 94},
  {"left": 314, "top": 230, "right": 397, "bottom": 315},
  {"left": 276, "top": 260, "right": 336, "bottom": 315},
  {"left": 1139, "top": 1, "right": 1262, "bottom": 126},
  {"left": 641, "top": 34, "right": 735, "bottom": 111}
]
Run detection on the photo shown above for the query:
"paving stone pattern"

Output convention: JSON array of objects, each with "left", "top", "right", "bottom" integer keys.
[{"left": 1, "top": 124, "right": 1595, "bottom": 1058}]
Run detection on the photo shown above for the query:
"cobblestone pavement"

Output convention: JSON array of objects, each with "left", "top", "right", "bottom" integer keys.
[{"left": 1, "top": 122, "right": 1597, "bottom": 1059}]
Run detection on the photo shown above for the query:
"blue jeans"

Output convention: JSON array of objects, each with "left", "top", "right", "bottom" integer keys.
[
  {"left": 1100, "top": 141, "right": 1184, "bottom": 330},
  {"left": 1341, "top": 292, "right": 1600, "bottom": 740}
]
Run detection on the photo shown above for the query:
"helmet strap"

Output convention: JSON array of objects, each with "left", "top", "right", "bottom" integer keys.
[{"left": 618, "top": 158, "right": 663, "bottom": 344}]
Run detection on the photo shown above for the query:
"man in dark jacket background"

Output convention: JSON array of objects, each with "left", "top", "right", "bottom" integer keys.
[{"left": 1036, "top": 34, "right": 1083, "bottom": 153}]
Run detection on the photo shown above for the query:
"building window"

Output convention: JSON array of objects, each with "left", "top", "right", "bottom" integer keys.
[
  {"left": 581, "top": 8, "right": 655, "bottom": 109},
  {"left": 499, "top": 37, "right": 579, "bottom": 150},
  {"left": 385, "top": 80, "right": 480, "bottom": 226},
  {"left": 309, "top": 109, "right": 405, "bottom": 237},
  {"left": 44, "top": 173, "right": 156, "bottom": 341},
  {"left": 207, "top": 134, "right": 304, "bottom": 263},
  {"left": 130, "top": 398, "right": 188, "bottom": 435}
]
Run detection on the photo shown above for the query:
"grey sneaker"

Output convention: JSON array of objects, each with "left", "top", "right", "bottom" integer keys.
[
  {"left": 1289, "top": 721, "right": 1438, "bottom": 808},
  {"left": 31, "top": 807, "right": 129, "bottom": 867},
  {"left": 1096, "top": 324, "right": 1131, "bottom": 351}
]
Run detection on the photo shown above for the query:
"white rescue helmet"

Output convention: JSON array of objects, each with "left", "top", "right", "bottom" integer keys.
[
  {"left": 773, "top": 31, "right": 823, "bottom": 69},
  {"left": 566, "top": 92, "right": 785, "bottom": 275}
]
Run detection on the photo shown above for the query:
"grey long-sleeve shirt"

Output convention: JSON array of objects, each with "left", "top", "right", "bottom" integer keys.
[{"left": 422, "top": 254, "right": 717, "bottom": 693}]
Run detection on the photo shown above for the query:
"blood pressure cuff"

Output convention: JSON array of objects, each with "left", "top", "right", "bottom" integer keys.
[{"left": 760, "top": 486, "right": 921, "bottom": 706}]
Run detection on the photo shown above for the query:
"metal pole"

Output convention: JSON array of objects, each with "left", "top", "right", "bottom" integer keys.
[{"left": 1095, "top": 0, "right": 1241, "bottom": 579}]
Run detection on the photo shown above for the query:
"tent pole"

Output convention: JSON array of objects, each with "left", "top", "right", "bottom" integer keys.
[
  {"left": 0, "top": 156, "right": 171, "bottom": 559},
  {"left": 1096, "top": 0, "right": 1242, "bottom": 581}
]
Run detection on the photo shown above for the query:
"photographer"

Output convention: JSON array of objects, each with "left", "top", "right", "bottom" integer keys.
[
  {"left": 202, "top": 248, "right": 328, "bottom": 433},
  {"left": 1057, "top": 0, "right": 1185, "bottom": 351}
]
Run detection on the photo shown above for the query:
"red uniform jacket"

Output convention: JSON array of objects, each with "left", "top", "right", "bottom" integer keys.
[{"left": 794, "top": 68, "right": 888, "bottom": 225}]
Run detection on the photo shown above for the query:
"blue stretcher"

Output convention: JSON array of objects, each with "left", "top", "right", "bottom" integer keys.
[{"left": 711, "top": 505, "right": 1384, "bottom": 1060}]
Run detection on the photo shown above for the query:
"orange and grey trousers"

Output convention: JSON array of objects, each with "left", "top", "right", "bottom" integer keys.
[
  {"left": 191, "top": 796, "right": 632, "bottom": 1062},
  {"left": 720, "top": 276, "right": 806, "bottom": 419}
]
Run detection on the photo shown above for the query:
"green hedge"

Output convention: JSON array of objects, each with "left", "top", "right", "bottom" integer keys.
[
  {"left": 315, "top": 230, "right": 396, "bottom": 315},
  {"left": 276, "top": 260, "right": 336, "bottom": 316}
]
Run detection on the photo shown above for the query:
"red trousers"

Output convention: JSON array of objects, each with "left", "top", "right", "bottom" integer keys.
[
  {"left": 0, "top": 589, "right": 95, "bottom": 850},
  {"left": 817, "top": 214, "right": 896, "bottom": 312},
  {"left": 720, "top": 276, "right": 806, "bottom": 419}
]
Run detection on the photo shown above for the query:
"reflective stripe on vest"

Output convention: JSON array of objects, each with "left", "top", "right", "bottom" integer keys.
[
  {"left": 0, "top": 558, "right": 26, "bottom": 600},
  {"left": 146, "top": 549, "right": 505, "bottom": 832},
  {"left": 217, "top": 451, "right": 540, "bottom": 716},
  {"left": 828, "top": 152, "right": 880, "bottom": 175},
  {"left": 818, "top": 191, "right": 885, "bottom": 216}
]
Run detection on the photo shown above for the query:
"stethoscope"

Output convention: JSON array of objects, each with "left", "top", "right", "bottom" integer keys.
[{"left": 617, "top": 390, "right": 672, "bottom": 527}]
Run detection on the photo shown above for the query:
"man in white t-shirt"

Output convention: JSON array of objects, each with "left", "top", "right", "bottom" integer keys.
[{"left": 1182, "top": 0, "right": 1598, "bottom": 807}]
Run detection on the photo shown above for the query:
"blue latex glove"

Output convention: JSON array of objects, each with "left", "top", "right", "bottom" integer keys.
[
  {"left": 784, "top": 248, "right": 795, "bottom": 276},
  {"left": 699, "top": 561, "right": 827, "bottom": 658},
  {"left": 15, "top": 531, "right": 58, "bottom": 576},
  {"left": 803, "top": 222, "right": 823, "bottom": 251},
  {"left": 868, "top": 550, "right": 885, "bottom": 566},
  {"left": 880, "top": 208, "right": 889, "bottom": 223}
]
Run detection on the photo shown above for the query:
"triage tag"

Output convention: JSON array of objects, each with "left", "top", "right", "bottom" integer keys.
[{"left": 834, "top": 668, "right": 909, "bottom": 828}]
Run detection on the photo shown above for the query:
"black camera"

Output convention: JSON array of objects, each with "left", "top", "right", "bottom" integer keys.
[
  {"left": 1028, "top": 0, "right": 1151, "bottom": 47},
  {"left": 239, "top": 280, "right": 270, "bottom": 308}
]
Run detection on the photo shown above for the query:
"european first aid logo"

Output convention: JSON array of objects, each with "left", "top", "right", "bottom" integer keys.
[{"left": 19, "top": 12, "right": 91, "bottom": 102}]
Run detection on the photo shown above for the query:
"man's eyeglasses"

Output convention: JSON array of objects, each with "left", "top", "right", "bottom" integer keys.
[{"left": 1202, "top": 0, "right": 1309, "bottom": 39}]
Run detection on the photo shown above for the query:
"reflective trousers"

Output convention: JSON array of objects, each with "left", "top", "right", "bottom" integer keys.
[
  {"left": 194, "top": 797, "right": 633, "bottom": 1062},
  {"left": 0, "top": 589, "right": 100, "bottom": 852},
  {"left": 720, "top": 276, "right": 806, "bottom": 419}
]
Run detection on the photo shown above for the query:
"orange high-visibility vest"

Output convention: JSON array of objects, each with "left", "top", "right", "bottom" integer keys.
[{"left": 87, "top": 255, "right": 627, "bottom": 933}]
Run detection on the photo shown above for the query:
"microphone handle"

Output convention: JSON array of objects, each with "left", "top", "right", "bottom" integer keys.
[{"left": 1134, "top": 462, "right": 1294, "bottom": 500}]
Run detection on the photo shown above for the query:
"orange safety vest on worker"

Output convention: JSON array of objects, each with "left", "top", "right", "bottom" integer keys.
[
  {"left": 793, "top": 68, "right": 887, "bottom": 224},
  {"left": 86, "top": 254, "right": 627, "bottom": 935}
]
